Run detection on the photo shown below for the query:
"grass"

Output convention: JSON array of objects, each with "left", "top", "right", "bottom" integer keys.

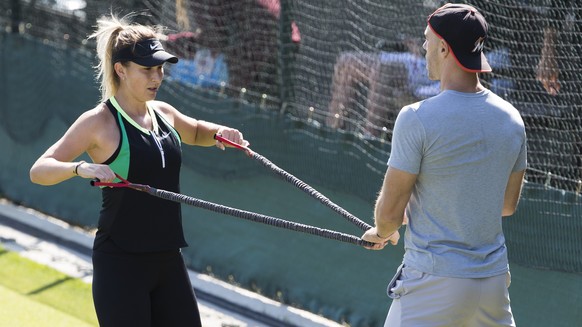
[
  {"left": 0, "top": 245, "right": 98, "bottom": 326},
  {"left": 0, "top": 284, "right": 94, "bottom": 327}
]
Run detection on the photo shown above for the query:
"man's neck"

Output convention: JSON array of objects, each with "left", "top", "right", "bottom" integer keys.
[{"left": 440, "top": 64, "right": 485, "bottom": 93}]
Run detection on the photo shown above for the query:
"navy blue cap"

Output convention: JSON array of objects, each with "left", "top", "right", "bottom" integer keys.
[{"left": 112, "top": 38, "right": 178, "bottom": 67}]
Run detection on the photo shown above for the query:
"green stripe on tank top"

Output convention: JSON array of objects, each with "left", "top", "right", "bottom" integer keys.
[{"left": 108, "top": 97, "right": 131, "bottom": 181}]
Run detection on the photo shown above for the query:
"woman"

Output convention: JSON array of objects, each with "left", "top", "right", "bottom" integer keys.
[{"left": 29, "top": 13, "right": 248, "bottom": 327}]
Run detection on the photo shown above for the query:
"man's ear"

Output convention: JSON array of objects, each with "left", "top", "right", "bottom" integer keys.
[{"left": 440, "top": 40, "right": 450, "bottom": 56}]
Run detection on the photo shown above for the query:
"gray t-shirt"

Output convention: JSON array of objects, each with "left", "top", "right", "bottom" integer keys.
[{"left": 388, "top": 89, "right": 527, "bottom": 278}]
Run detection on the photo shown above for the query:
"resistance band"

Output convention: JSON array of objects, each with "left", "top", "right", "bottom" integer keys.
[{"left": 91, "top": 135, "right": 375, "bottom": 247}]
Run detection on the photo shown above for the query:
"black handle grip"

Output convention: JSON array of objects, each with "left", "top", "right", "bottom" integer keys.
[{"left": 90, "top": 178, "right": 100, "bottom": 186}]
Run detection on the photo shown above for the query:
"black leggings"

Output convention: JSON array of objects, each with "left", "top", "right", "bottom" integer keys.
[{"left": 92, "top": 244, "right": 202, "bottom": 327}]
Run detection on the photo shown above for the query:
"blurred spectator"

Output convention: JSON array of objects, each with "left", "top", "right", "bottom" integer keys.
[
  {"left": 256, "top": 0, "right": 301, "bottom": 43},
  {"left": 176, "top": 0, "right": 300, "bottom": 98},
  {"left": 326, "top": 37, "right": 439, "bottom": 137},
  {"left": 165, "top": 31, "right": 229, "bottom": 88}
]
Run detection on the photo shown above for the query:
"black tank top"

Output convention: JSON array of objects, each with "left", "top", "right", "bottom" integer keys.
[{"left": 94, "top": 97, "right": 187, "bottom": 252}]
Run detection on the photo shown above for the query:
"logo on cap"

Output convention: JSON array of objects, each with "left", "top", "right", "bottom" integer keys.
[{"left": 472, "top": 37, "right": 485, "bottom": 53}]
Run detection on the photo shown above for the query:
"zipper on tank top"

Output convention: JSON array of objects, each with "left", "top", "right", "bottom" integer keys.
[{"left": 151, "top": 132, "right": 166, "bottom": 168}]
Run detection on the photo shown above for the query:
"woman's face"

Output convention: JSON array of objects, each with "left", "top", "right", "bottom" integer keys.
[{"left": 118, "top": 62, "right": 165, "bottom": 102}]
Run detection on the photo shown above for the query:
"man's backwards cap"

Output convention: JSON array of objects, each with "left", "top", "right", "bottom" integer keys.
[{"left": 428, "top": 3, "right": 491, "bottom": 73}]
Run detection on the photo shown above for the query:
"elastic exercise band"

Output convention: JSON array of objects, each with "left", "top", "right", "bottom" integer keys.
[{"left": 214, "top": 134, "right": 372, "bottom": 231}]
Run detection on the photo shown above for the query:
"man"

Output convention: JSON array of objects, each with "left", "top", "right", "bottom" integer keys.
[{"left": 361, "top": 4, "right": 527, "bottom": 326}]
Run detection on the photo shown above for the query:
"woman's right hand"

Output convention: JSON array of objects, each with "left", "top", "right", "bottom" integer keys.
[{"left": 76, "top": 162, "right": 116, "bottom": 182}]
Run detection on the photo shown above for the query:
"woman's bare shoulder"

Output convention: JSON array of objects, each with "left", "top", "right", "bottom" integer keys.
[{"left": 77, "top": 102, "right": 114, "bottom": 126}]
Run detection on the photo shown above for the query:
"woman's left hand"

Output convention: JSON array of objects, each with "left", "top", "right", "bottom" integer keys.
[{"left": 215, "top": 128, "right": 249, "bottom": 150}]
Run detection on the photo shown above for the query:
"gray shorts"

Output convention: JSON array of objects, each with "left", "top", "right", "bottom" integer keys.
[{"left": 384, "top": 264, "right": 515, "bottom": 327}]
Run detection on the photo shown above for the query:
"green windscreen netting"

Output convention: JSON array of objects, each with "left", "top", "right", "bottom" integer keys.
[{"left": 1, "top": 1, "right": 581, "bottom": 326}]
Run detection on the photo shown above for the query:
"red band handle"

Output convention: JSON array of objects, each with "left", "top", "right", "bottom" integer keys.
[
  {"left": 90, "top": 173, "right": 132, "bottom": 188},
  {"left": 214, "top": 134, "right": 252, "bottom": 155}
]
